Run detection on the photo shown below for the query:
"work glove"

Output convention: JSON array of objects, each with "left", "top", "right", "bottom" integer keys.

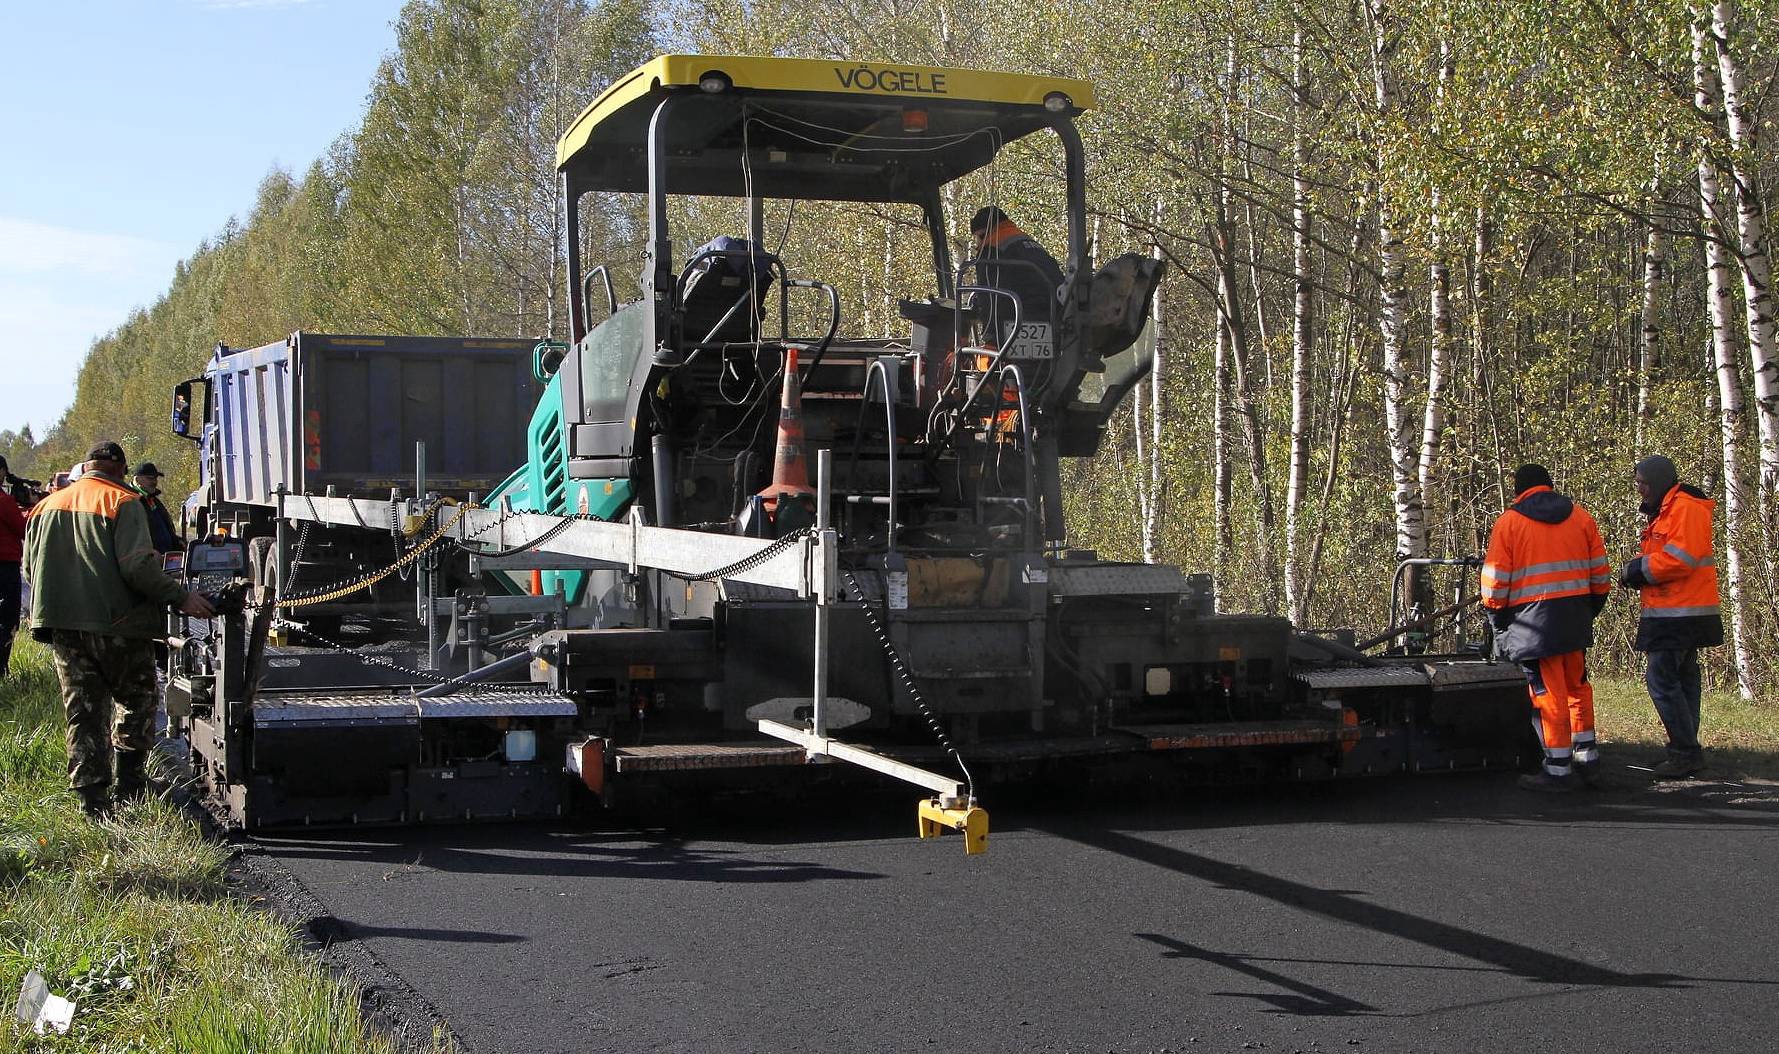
[{"left": 1619, "top": 557, "right": 1649, "bottom": 590}]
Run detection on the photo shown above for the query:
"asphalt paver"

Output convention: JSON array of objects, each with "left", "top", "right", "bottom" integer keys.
[{"left": 245, "top": 767, "right": 1779, "bottom": 1054}]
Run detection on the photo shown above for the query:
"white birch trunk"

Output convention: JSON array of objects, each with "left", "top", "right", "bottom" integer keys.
[
  {"left": 1472, "top": 209, "right": 1508, "bottom": 509},
  {"left": 1419, "top": 39, "right": 1455, "bottom": 559},
  {"left": 1636, "top": 184, "right": 1666, "bottom": 457},
  {"left": 1695, "top": 18, "right": 1758, "bottom": 701},
  {"left": 1284, "top": 23, "right": 1314, "bottom": 626},
  {"left": 1133, "top": 375, "right": 1150, "bottom": 558},
  {"left": 1146, "top": 200, "right": 1166, "bottom": 565},
  {"left": 1366, "top": 0, "right": 1427, "bottom": 570},
  {"left": 1709, "top": 0, "right": 1779, "bottom": 506},
  {"left": 1213, "top": 299, "right": 1232, "bottom": 611}
]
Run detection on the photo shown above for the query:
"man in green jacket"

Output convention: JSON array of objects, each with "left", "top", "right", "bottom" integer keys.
[{"left": 23, "top": 441, "right": 213, "bottom": 817}]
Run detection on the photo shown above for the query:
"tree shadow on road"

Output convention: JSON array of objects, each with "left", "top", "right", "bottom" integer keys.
[{"left": 248, "top": 820, "right": 891, "bottom": 884}]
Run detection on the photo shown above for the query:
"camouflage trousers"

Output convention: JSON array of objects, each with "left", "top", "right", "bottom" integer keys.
[{"left": 49, "top": 630, "right": 158, "bottom": 792}]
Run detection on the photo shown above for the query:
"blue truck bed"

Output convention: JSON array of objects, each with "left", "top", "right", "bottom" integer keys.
[{"left": 202, "top": 332, "right": 538, "bottom": 506}]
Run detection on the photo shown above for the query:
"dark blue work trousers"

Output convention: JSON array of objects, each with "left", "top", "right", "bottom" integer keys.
[{"left": 1645, "top": 648, "right": 1703, "bottom": 759}]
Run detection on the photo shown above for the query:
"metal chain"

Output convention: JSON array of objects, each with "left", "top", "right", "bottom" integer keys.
[
  {"left": 272, "top": 498, "right": 580, "bottom": 611},
  {"left": 267, "top": 615, "right": 541, "bottom": 693},
  {"left": 681, "top": 527, "right": 814, "bottom": 582},
  {"left": 279, "top": 503, "right": 468, "bottom": 608},
  {"left": 842, "top": 569, "right": 975, "bottom": 801},
  {"left": 283, "top": 520, "right": 312, "bottom": 595}
]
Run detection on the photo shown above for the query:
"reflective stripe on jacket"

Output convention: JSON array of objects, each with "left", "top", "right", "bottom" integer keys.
[
  {"left": 1480, "top": 486, "right": 1610, "bottom": 662},
  {"left": 1628, "top": 484, "right": 1723, "bottom": 651}
]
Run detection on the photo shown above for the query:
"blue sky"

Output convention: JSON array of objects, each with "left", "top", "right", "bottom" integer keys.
[{"left": 0, "top": 0, "right": 406, "bottom": 437}]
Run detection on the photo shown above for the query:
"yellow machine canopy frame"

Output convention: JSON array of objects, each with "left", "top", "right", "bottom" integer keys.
[{"left": 555, "top": 54, "right": 1096, "bottom": 203}]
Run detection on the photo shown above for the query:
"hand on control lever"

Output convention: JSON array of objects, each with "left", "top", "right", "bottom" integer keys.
[{"left": 178, "top": 591, "right": 217, "bottom": 618}]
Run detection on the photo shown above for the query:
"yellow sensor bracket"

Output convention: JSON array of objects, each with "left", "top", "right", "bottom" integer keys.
[{"left": 918, "top": 797, "right": 988, "bottom": 855}]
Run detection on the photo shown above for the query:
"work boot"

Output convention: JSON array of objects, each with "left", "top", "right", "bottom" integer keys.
[
  {"left": 1574, "top": 759, "right": 1603, "bottom": 788},
  {"left": 1517, "top": 771, "right": 1575, "bottom": 794},
  {"left": 1650, "top": 754, "right": 1704, "bottom": 779},
  {"left": 75, "top": 785, "right": 112, "bottom": 820},
  {"left": 114, "top": 750, "right": 149, "bottom": 805}
]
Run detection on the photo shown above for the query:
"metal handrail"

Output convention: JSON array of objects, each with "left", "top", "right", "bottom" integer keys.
[
  {"left": 582, "top": 265, "right": 617, "bottom": 320},
  {"left": 928, "top": 285, "right": 1019, "bottom": 460},
  {"left": 980, "top": 363, "right": 1038, "bottom": 551},
  {"left": 785, "top": 279, "right": 841, "bottom": 378},
  {"left": 847, "top": 357, "right": 902, "bottom": 553},
  {"left": 950, "top": 254, "right": 1055, "bottom": 358},
  {"left": 1384, "top": 556, "right": 1483, "bottom": 654}
]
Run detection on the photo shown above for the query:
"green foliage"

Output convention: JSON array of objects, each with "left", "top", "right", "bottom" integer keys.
[
  {"left": 9, "top": 0, "right": 1777, "bottom": 696},
  {"left": 0, "top": 640, "right": 401, "bottom": 1053}
]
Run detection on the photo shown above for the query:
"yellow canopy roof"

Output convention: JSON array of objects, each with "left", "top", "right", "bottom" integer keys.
[{"left": 555, "top": 54, "right": 1095, "bottom": 202}]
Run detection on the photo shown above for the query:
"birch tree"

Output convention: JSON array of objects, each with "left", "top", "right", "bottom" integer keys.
[
  {"left": 1418, "top": 37, "right": 1455, "bottom": 555},
  {"left": 1284, "top": 20, "right": 1315, "bottom": 625},
  {"left": 1636, "top": 174, "right": 1667, "bottom": 457},
  {"left": 1694, "top": 16, "right": 1758, "bottom": 700},
  {"left": 1364, "top": 0, "right": 1429, "bottom": 599},
  {"left": 1706, "top": 0, "right": 1779, "bottom": 510}
]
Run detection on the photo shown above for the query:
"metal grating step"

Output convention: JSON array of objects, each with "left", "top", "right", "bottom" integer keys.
[
  {"left": 1118, "top": 720, "right": 1359, "bottom": 751},
  {"left": 254, "top": 689, "right": 578, "bottom": 726},
  {"left": 611, "top": 742, "right": 809, "bottom": 773},
  {"left": 1296, "top": 666, "right": 1431, "bottom": 690}
]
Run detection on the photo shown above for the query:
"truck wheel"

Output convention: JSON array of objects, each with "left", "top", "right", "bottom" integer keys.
[{"left": 247, "top": 536, "right": 276, "bottom": 592}]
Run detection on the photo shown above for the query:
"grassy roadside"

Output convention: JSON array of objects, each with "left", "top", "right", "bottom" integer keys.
[
  {"left": 0, "top": 640, "right": 411, "bottom": 1053},
  {"left": 1576, "top": 677, "right": 1779, "bottom": 779}
]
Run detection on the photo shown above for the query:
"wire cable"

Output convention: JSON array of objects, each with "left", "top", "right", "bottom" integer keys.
[{"left": 842, "top": 569, "right": 976, "bottom": 801}]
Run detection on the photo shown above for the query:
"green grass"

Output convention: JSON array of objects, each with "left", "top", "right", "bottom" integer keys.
[
  {"left": 1586, "top": 677, "right": 1779, "bottom": 779},
  {"left": 0, "top": 640, "right": 421, "bottom": 1053}
]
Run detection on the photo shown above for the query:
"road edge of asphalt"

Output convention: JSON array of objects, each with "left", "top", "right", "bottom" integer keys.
[
  {"left": 162, "top": 745, "right": 473, "bottom": 1054},
  {"left": 223, "top": 834, "right": 474, "bottom": 1054}
]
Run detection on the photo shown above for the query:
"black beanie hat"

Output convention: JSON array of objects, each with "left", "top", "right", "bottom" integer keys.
[
  {"left": 1512, "top": 464, "right": 1553, "bottom": 496},
  {"left": 1635, "top": 454, "right": 1678, "bottom": 497},
  {"left": 970, "top": 206, "right": 1008, "bottom": 235}
]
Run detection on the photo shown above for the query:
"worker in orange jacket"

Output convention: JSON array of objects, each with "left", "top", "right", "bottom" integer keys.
[
  {"left": 1480, "top": 465, "right": 1611, "bottom": 792},
  {"left": 1619, "top": 454, "right": 1723, "bottom": 778}
]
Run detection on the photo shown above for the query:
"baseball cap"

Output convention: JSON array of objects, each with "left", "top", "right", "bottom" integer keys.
[{"left": 87, "top": 441, "right": 127, "bottom": 465}]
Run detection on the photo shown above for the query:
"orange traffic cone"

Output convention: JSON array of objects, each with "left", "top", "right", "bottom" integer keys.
[{"left": 758, "top": 345, "right": 817, "bottom": 525}]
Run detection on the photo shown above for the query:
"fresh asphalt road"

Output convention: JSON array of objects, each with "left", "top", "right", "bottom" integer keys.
[{"left": 246, "top": 767, "right": 1779, "bottom": 1054}]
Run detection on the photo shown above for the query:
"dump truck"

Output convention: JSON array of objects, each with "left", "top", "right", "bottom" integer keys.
[{"left": 163, "top": 55, "right": 1533, "bottom": 849}]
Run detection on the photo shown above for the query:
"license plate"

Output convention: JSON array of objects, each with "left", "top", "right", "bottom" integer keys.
[{"left": 1005, "top": 322, "right": 1054, "bottom": 359}]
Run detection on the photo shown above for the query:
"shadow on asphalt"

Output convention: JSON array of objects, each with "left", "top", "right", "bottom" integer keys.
[
  {"left": 239, "top": 762, "right": 1779, "bottom": 1029},
  {"left": 1079, "top": 825, "right": 1696, "bottom": 992},
  {"left": 246, "top": 761, "right": 1779, "bottom": 871},
  {"left": 305, "top": 915, "right": 526, "bottom": 946},
  {"left": 251, "top": 823, "right": 892, "bottom": 884}
]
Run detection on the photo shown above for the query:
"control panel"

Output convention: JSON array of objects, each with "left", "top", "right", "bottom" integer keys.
[{"left": 185, "top": 537, "right": 248, "bottom": 602}]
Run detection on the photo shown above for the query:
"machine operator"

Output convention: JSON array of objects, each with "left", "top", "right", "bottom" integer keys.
[{"left": 968, "top": 206, "right": 1064, "bottom": 347}]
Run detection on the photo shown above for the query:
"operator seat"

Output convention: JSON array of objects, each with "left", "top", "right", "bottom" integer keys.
[{"left": 680, "top": 236, "right": 778, "bottom": 346}]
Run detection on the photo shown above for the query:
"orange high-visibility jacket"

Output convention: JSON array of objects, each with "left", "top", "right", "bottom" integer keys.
[
  {"left": 1624, "top": 484, "right": 1723, "bottom": 650},
  {"left": 1480, "top": 486, "right": 1610, "bottom": 661}
]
